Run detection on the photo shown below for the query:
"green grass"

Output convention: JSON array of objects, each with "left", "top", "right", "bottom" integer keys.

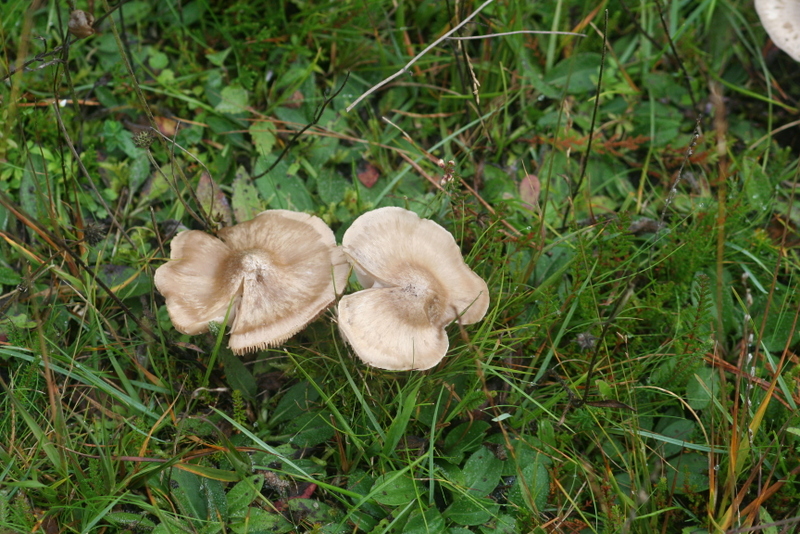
[{"left": 1, "top": 0, "right": 800, "bottom": 532}]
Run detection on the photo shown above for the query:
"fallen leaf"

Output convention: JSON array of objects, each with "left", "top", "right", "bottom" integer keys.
[
  {"left": 519, "top": 174, "right": 540, "bottom": 210},
  {"left": 196, "top": 172, "right": 233, "bottom": 227},
  {"left": 357, "top": 161, "right": 380, "bottom": 188}
]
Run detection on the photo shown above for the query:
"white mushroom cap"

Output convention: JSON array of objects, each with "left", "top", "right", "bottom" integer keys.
[
  {"left": 755, "top": 0, "right": 800, "bottom": 62},
  {"left": 338, "top": 207, "right": 489, "bottom": 370},
  {"left": 154, "top": 210, "right": 349, "bottom": 354}
]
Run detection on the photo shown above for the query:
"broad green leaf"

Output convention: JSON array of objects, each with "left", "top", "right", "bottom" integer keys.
[
  {"left": 443, "top": 496, "right": 498, "bottom": 526},
  {"left": 227, "top": 475, "right": 263, "bottom": 517},
  {"left": 286, "top": 498, "right": 340, "bottom": 524},
  {"left": 316, "top": 168, "right": 349, "bottom": 205},
  {"left": 404, "top": 507, "right": 446, "bottom": 534},
  {"left": 686, "top": 368, "right": 719, "bottom": 410},
  {"left": 543, "top": 53, "right": 602, "bottom": 94},
  {"left": 230, "top": 508, "right": 292, "bottom": 534},
  {"left": 443, "top": 421, "right": 491, "bottom": 463},
  {"left": 216, "top": 85, "right": 249, "bottom": 114},
  {"left": 249, "top": 121, "right": 276, "bottom": 156},
  {"left": 371, "top": 470, "right": 420, "bottom": 506},
  {"left": 20, "top": 152, "right": 48, "bottom": 222},
  {"left": 286, "top": 410, "right": 334, "bottom": 447},
  {"left": 220, "top": 350, "right": 257, "bottom": 401},
  {"left": 269, "top": 380, "right": 319, "bottom": 425},
  {"left": 256, "top": 171, "right": 315, "bottom": 212},
  {"left": 507, "top": 454, "right": 548, "bottom": 511},
  {"left": 231, "top": 167, "right": 263, "bottom": 223},
  {"left": 462, "top": 447, "right": 502, "bottom": 496},
  {"left": 664, "top": 452, "right": 710, "bottom": 494}
]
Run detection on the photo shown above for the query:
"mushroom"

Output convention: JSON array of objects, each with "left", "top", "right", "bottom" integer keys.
[
  {"left": 337, "top": 207, "right": 489, "bottom": 370},
  {"left": 154, "top": 210, "right": 349, "bottom": 354},
  {"left": 755, "top": 0, "right": 800, "bottom": 62}
]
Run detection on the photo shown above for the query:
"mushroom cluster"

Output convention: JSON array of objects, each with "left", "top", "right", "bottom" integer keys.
[
  {"left": 155, "top": 207, "right": 489, "bottom": 370},
  {"left": 154, "top": 210, "right": 349, "bottom": 354},
  {"left": 337, "top": 207, "right": 489, "bottom": 371}
]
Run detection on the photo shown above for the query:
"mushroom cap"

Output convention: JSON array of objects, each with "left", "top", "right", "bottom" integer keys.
[
  {"left": 338, "top": 287, "right": 449, "bottom": 371},
  {"left": 154, "top": 210, "right": 349, "bottom": 353},
  {"left": 755, "top": 0, "right": 800, "bottom": 62},
  {"left": 338, "top": 207, "right": 489, "bottom": 370}
]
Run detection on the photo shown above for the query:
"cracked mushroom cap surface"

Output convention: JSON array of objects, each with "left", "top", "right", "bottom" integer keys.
[
  {"left": 338, "top": 207, "right": 489, "bottom": 370},
  {"left": 154, "top": 210, "right": 349, "bottom": 354},
  {"left": 755, "top": 0, "right": 800, "bottom": 61}
]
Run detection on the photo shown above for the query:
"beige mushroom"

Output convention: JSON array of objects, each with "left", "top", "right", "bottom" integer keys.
[
  {"left": 755, "top": 0, "right": 800, "bottom": 62},
  {"left": 154, "top": 210, "right": 349, "bottom": 354},
  {"left": 338, "top": 207, "right": 489, "bottom": 370},
  {"left": 68, "top": 10, "right": 95, "bottom": 39}
]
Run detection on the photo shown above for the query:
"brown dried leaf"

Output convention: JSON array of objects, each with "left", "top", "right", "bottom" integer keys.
[
  {"left": 68, "top": 10, "right": 95, "bottom": 39},
  {"left": 196, "top": 172, "right": 233, "bottom": 227},
  {"left": 519, "top": 174, "right": 540, "bottom": 210},
  {"left": 357, "top": 162, "right": 380, "bottom": 188}
]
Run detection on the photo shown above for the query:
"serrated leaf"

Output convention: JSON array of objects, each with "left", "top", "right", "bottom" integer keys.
[
  {"left": 216, "top": 85, "right": 249, "bottom": 114},
  {"left": 231, "top": 168, "right": 263, "bottom": 223},
  {"left": 249, "top": 121, "right": 276, "bottom": 156}
]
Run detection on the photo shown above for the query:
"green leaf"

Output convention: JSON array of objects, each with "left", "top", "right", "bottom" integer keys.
[
  {"left": 255, "top": 157, "right": 315, "bottom": 212},
  {"left": 507, "top": 453, "right": 548, "bottom": 511},
  {"left": 206, "top": 48, "right": 232, "bottom": 67},
  {"left": 105, "top": 512, "right": 156, "bottom": 530},
  {"left": 227, "top": 475, "right": 263, "bottom": 517},
  {"left": 230, "top": 508, "right": 293, "bottom": 534},
  {"left": 169, "top": 468, "right": 208, "bottom": 522},
  {"left": 249, "top": 121, "right": 276, "bottom": 156},
  {"left": 404, "top": 507, "right": 446, "bottom": 534},
  {"left": 443, "top": 496, "right": 498, "bottom": 526},
  {"left": 149, "top": 50, "right": 169, "bottom": 70},
  {"left": 216, "top": 85, "right": 249, "bottom": 114},
  {"left": 231, "top": 167, "right": 263, "bottom": 223},
  {"left": 0, "top": 266, "right": 22, "bottom": 286},
  {"left": 371, "top": 470, "right": 420, "bottom": 506},
  {"left": 19, "top": 152, "right": 48, "bottom": 222},
  {"left": 462, "top": 447, "right": 502, "bottom": 496},
  {"left": 285, "top": 410, "right": 334, "bottom": 447},
  {"left": 543, "top": 53, "right": 602, "bottom": 94},
  {"left": 286, "top": 498, "right": 340, "bottom": 525},
  {"left": 443, "top": 421, "right": 491, "bottom": 463},
  {"left": 664, "top": 452, "right": 710, "bottom": 494},
  {"left": 219, "top": 350, "right": 257, "bottom": 401},
  {"left": 686, "top": 368, "right": 719, "bottom": 410},
  {"left": 269, "top": 380, "right": 319, "bottom": 425},
  {"left": 316, "top": 168, "right": 349, "bottom": 205}
]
